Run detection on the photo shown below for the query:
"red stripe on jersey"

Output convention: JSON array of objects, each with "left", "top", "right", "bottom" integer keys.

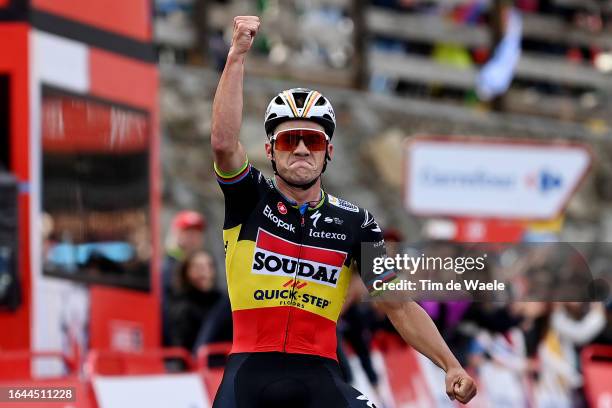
[
  {"left": 256, "top": 229, "right": 346, "bottom": 267},
  {"left": 231, "top": 307, "right": 338, "bottom": 361}
]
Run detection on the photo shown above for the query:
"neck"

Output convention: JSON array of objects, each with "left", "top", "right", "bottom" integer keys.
[{"left": 274, "top": 175, "right": 322, "bottom": 206}]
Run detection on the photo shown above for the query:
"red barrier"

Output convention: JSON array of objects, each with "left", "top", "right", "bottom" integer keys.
[
  {"left": 0, "top": 350, "right": 76, "bottom": 380},
  {"left": 0, "top": 350, "right": 93, "bottom": 407},
  {"left": 581, "top": 344, "right": 612, "bottom": 408},
  {"left": 372, "top": 332, "right": 436, "bottom": 406},
  {"left": 84, "top": 347, "right": 194, "bottom": 376},
  {"left": 196, "top": 342, "right": 233, "bottom": 401}
]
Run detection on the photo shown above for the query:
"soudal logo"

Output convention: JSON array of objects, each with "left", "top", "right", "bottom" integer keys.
[
  {"left": 252, "top": 229, "right": 347, "bottom": 287},
  {"left": 263, "top": 205, "right": 295, "bottom": 233},
  {"left": 277, "top": 201, "right": 288, "bottom": 215}
]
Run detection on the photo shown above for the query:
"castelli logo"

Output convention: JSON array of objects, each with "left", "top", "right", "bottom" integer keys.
[{"left": 277, "top": 202, "right": 287, "bottom": 215}]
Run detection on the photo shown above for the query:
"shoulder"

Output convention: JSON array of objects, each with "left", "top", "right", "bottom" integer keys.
[
  {"left": 327, "top": 193, "right": 360, "bottom": 214},
  {"left": 326, "top": 193, "right": 381, "bottom": 233},
  {"left": 250, "top": 165, "right": 274, "bottom": 190}
]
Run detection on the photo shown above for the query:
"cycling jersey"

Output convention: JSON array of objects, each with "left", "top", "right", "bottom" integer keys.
[{"left": 215, "top": 160, "right": 394, "bottom": 361}]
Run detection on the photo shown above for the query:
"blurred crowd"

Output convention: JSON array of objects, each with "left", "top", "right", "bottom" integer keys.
[
  {"left": 160, "top": 211, "right": 612, "bottom": 407},
  {"left": 155, "top": 1, "right": 612, "bottom": 405},
  {"left": 154, "top": 0, "right": 612, "bottom": 126}
]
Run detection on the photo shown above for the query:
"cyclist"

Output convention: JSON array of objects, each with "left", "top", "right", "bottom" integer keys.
[{"left": 210, "top": 15, "right": 476, "bottom": 408}]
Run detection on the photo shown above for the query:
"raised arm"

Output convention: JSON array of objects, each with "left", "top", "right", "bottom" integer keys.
[{"left": 211, "top": 16, "right": 260, "bottom": 173}]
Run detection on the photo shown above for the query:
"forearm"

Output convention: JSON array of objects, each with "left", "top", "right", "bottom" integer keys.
[
  {"left": 211, "top": 50, "right": 247, "bottom": 169},
  {"left": 381, "top": 301, "right": 461, "bottom": 372}
]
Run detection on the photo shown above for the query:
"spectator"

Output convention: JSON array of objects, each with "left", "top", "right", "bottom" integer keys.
[
  {"left": 166, "top": 250, "right": 222, "bottom": 351},
  {"left": 338, "top": 272, "right": 379, "bottom": 384},
  {"left": 534, "top": 302, "right": 606, "bottom": 408},
  {"left": 593, "top": 300, "right": 612, "bottom": 345},
  {"left": 193, "top": 294, "right": 233, "bottom": 352},
  {"left": 162, "top": 210, "right": 206, "bottom": 345},
  {"left": 467, "top": 303, "right": 528, "bottom": 407}
]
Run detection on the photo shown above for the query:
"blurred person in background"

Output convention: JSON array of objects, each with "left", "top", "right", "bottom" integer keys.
[
  {"left": 593, "top": 300, "right": 612, "bottom": 345},
  {"left": 337, "top": 271, "right": 385, "bottom": 405},
  {"left": 467, "top": 302, "right": 529, "bottom": 407},
  {"left": 166, "top": 250, "right": 223, "bottom": 351},
  {"left": 162, "top": 210, "right": 207, "bottom": 345},
  {"left": 533, "top": 302, "right": 606, "bottom": 408}
]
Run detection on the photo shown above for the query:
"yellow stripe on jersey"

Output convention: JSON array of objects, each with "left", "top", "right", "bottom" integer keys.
[
  {"left": 222, "top": 225, "right": 242, "bottom": 282},
  {"left": 214, "top": 158, "right": 249, "bottom": 179},
  {"left": 224, "top": 237, "right": 351, "bottom": 322}
]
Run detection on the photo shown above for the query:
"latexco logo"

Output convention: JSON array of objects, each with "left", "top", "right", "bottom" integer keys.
[
  {"left": 263, "top": 205, "right": 295, "bottom": 233},
  {"left": 308, "top": 229, "right": 347, "bottom": 240},
  {"left": 252, "top": 229, "right": 347, "bottom": 287}
]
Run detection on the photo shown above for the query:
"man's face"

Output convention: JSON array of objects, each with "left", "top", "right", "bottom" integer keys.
[
  {"left": 265, "top": 120, "right": 334, "bottom": 185},
  {"left": 176, "top": 228, "right": 204, "bottom": 256}
]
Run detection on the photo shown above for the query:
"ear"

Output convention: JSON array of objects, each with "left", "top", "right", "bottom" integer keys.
[
  {"left": 265, "top": 142, "right": 273, "bottom": 160},
  {"left": 327, "top": 143, "right": 334, "bottom": 161}
]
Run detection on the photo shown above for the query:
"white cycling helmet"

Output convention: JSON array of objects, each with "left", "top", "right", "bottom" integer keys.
[{"left": 264, "top": 88, "right": 336, "bottom": 138}]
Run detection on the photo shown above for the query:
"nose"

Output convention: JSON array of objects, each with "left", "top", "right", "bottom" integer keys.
[{"left": 293, "top": 138, "right": 310, "bottom": 155}]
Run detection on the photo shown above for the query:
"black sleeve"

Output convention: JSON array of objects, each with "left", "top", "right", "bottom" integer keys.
[
  {"left": 352, "top": 209, "right": 396, "bottom": 293},
  {"left": 215, "top": 160, "right": 269, "bottom": 229}
]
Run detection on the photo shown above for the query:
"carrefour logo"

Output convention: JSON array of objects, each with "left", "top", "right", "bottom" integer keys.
[
  {"left": 419, "top": 168, "right": 515, "bottom": 189},
  {"left": 525, "top": 170, "right": 562, "bottom": 193}
]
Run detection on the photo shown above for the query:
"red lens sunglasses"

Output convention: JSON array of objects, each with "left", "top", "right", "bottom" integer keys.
[{"left": 271, "top": 128, "right": 330, "bottom": 152}]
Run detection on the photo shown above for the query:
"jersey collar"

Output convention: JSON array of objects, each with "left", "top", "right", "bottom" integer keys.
[{"left": 272, "top": 178, "right": 326, "bottom": 211}]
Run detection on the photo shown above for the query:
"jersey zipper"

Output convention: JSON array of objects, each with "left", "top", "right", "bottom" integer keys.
[{"left": 282, "top": 205, "right": 307, "bottom": 353}]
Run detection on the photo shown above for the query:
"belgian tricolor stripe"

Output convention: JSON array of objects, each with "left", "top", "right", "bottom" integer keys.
[
  {"left": 283, "top": 90, "right": 300, "bottom": 117},
  {"left": 302, "top": 91, "right": 320, "bottom": 118}
]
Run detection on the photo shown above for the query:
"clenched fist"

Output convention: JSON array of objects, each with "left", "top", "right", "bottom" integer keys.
[
  {"left": 230, "top": 16, "right": 261, "bottom": 56},
  {"left": 445, "top": 366, "right": 477, "bottom": 404}
]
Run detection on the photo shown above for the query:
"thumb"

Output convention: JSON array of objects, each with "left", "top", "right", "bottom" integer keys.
[
  {"left": 454, "top": 378, "right": 464, "bottom": 392},
  {"left": 249, "top": 32, "right": 255, "bottom": 48}
]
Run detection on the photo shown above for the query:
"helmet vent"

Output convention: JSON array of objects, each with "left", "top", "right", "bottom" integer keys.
[
  {"left": 274, "top": 96, "right": 284, "bottom": 104},
  {"left": 315, "top": 97, "right": 326, "bottom": 106},
  {"left": 293, "top": 92, "right": 308, "bottom": 108},
  {"left": 268, "top": 113, "right": 277, "bottom": 119}
]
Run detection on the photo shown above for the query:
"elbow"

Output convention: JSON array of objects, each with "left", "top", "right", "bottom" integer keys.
[{"left": 210, "top": 132, "right": 234, "bottom": 156}]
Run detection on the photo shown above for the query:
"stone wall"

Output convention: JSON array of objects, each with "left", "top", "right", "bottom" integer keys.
[{"left": 160, "top": 64, "right": 612, "bottom": 283}]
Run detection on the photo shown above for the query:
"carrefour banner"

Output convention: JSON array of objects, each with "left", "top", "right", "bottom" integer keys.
[{"left": 405, "top": 137, "right": 592, "bottom": 219}]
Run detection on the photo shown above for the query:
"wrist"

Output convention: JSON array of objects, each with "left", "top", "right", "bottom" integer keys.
[
  {"left": 227, "top": 49, "right": 247, "bottom": 64},
  {"left": 441, "top": 356, "right": 462, "bottom": 373}
]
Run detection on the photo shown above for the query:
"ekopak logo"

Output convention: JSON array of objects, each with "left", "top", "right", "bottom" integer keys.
[{"left": 525, "top": 169, "right": 562, "bottom": 193}]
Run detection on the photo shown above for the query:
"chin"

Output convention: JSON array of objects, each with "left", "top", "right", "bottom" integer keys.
[{"left": 292, "top": 172, "right": 317, "bottom": 183}]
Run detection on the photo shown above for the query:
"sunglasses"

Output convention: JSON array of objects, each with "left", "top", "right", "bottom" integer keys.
[{"left": 270, "top": 128, "right": 330, "bottom": 152}]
